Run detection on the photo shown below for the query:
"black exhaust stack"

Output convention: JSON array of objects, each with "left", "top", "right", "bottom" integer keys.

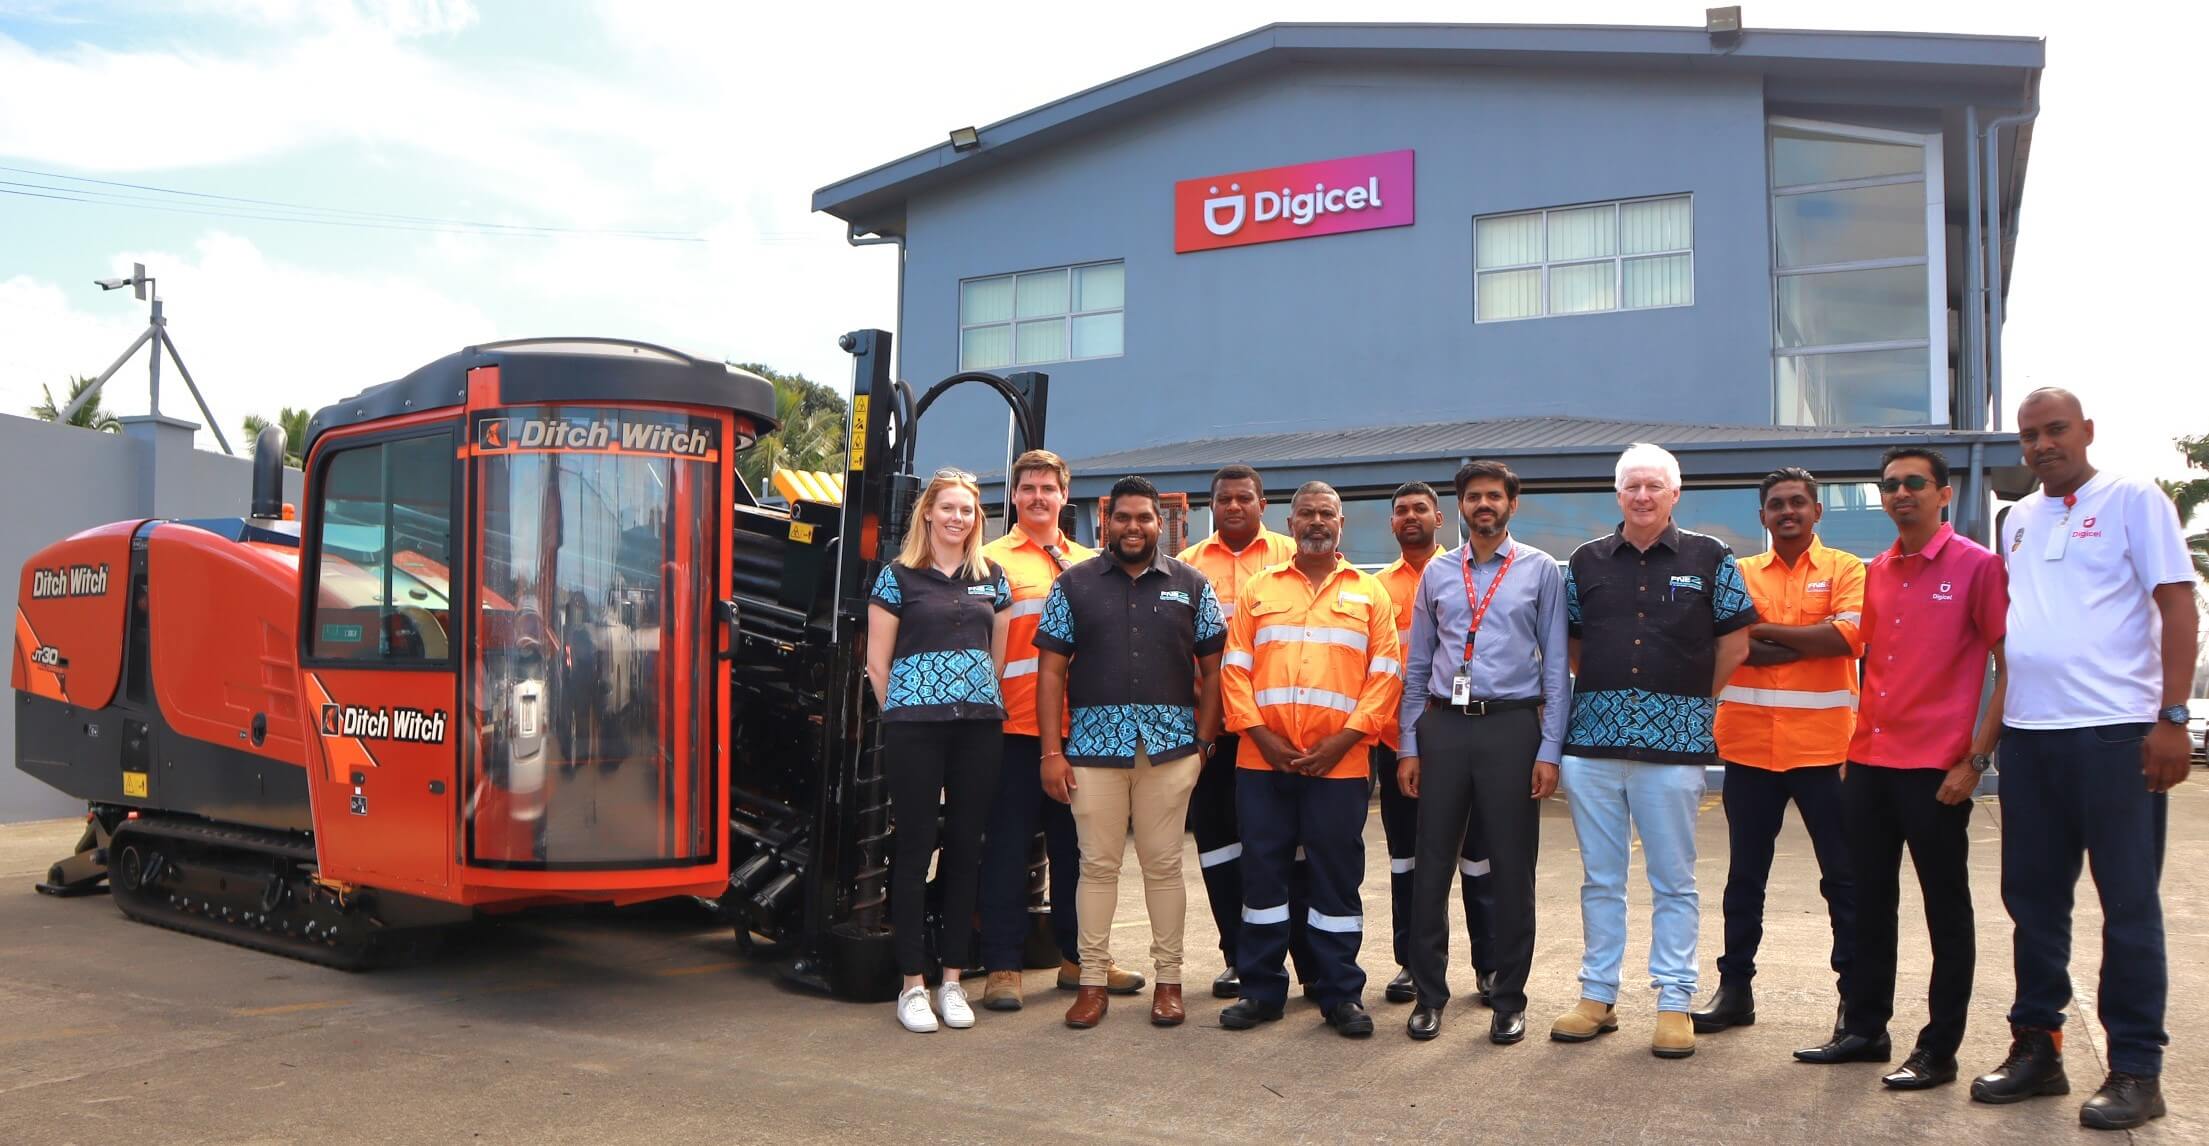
[{"left": 250, "top": 424, "right": 287, "bottom": 519}]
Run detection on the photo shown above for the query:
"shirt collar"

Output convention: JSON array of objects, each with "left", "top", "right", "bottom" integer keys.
[
  {"left": 1453, "top": 537, "right": 1517, "bottom": 569},
  {"left": 1766, "top": 535, "right": 1832, "bottom": 572},
  {"left": 1094, "top": 546, "right": 1174, "bottom": 579},
  {"left": 1885, "top": 522, "right": 1956, "bottom": 561},
  {"left": 1604, "top": 522, "right": 1680, "bottom": 557},
  {"left": 1264, "top": 553, "right": 1355, "bottom": 586},
  {"left": 1199, "top": 528, "right": 1281, "bottom": 557}
]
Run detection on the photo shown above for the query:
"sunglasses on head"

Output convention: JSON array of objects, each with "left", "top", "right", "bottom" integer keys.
[
  {"left": 933, "top": 467, "right": 978, "bottom": 483},
  {"left": 1877, "top": 475, "right": 1936, "bottom": 493}
]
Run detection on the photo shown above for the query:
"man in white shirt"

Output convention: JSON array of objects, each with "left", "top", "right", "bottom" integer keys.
[{"left": 1968, "top": 388, "right": 2200, "bottom": 1132}]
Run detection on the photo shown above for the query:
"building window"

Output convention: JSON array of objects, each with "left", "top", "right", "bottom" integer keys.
[
  {"left": 1474, "top": 195, "right": 1693, "bottom": 322},
  {"left": 1769, "top": 117, "right": 1946, "bottom": 427},
  {"left": 959, "top": 261, "right": 1124, "bottom": 370}
]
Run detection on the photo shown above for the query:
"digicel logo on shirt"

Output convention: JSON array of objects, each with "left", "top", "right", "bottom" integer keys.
[{"left": 1175, "top": 150, "right": 1415, "bottom": 253}]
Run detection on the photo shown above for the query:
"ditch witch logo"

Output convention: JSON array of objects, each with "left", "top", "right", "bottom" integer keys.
[
  {"left": 321, "top": 703, "right": 448, "bottom": 744},
  {"left": 477, "top": 411, "right": 713, "bottom": 458},
  {"left": 31, "top": 563, "right": 110, "bottom": 599}
]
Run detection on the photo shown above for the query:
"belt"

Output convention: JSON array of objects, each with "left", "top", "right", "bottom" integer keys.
[{"left": 1426, "top": 695, "right": 1543, "bottom": 718}]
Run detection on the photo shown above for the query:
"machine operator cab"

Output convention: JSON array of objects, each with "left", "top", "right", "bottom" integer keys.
[{"left": 300, "top": 339, "right": 775, "bottom": 908}]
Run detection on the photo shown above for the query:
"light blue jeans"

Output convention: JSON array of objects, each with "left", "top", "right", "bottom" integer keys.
[{"left": 1561, "top": 755, "right": 1705, "bottom": 1012}]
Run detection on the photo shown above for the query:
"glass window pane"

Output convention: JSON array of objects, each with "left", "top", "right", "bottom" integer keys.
[
  {"left": 1475, "top": 212, "right": 1542, "bottom": 268},
  {"left": 1548, "top": 261, "right": 1616, "bottom": 315},
  {"left": 960, "top": 324, "right": 1012, "bottom": 370},
  {"left": 1775, "top": 347, "right": 1933, "bottom": 427},
  {"left": 960, "top": 276, "right": 1013, "bottom": 325},
  {"left": 1014, "top": 318, "right": 1066, "bottom": 364},
  {"left": 1546, "top": 204, "right": 1617, "bottom": 262},
  {"left": 1070, "top": 312, "right": 1122, "bottom": 358},
  {"left": 1074, "top": 263, "right": 1123, "bottom": 312},
  {"left": 1771, "top": 125, "right": 1925, "bottom": 187},
  {"left": 1015, "top": 269, "right": 1069, "bottom": 319},
  {"left": 1776, "top": 265, "right": 1928, "bottom": 348},
  {"left": 1476, "top": 268, "right": 1542, "bottom": 320},
  {"left": 1815, "top": 481, "right": 1896, "bottom": 559},
  {"left": 1621, "top": 196, "right": 1692, "bottom": 255},
  {"left": 1774, "top": 181, "right": 1926, "bottom": 268},
  {"left": 1623, "top": 254, "right": 1692, "bottom": 309}
]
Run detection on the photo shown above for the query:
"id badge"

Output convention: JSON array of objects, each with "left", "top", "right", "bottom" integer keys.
[
  {"left": 1451, "top": 672, "right": 1472, "bottom": 706},
  {"left": 2042, "top": 518, "right": 2068, "bottom": 561}
]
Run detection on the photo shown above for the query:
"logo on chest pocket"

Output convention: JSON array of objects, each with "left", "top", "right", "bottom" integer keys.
[{"left": 1158, "top": 590, "right": 1192, "bottom": 606}]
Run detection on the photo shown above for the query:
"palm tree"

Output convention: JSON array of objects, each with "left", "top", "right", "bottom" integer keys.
[
  {"left": 30, "top": 375, "right": 122, "bottom": 432},
  {"left": 243, "top": 407, "right": 311, "bottom": 468},
  {"left": 734, "top": 366, "right": 847, "bottom": 494},
  {"left": 2157, "top": 434, "right": 2209, "bottom": 582}
]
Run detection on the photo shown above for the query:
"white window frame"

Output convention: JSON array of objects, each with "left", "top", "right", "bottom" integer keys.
[
  {"left": 957, "top": 260, "right": 1124, "bottom": 370},
  {"left": 1767, "top": 116, "right": 1947, "bottom": 427},
  {"left": 1472, "top": 193, "right": 1695, "bottom": 323}
]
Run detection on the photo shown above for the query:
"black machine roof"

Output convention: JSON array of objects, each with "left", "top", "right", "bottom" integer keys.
[{"left": 305, "top": 338, "right": 781, "bottom": 455}]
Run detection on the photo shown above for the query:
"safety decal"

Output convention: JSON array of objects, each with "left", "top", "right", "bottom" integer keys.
[{"left": 122, "top": 771, "right": 148, "bottom": 798}]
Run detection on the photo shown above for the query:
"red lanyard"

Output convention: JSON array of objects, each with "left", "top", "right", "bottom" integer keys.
[{"left": 1459, "top": 546, "right": 1516, "bottom": 663}]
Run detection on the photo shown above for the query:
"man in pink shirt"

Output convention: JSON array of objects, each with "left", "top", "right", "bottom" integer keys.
[{"left": 1795, "top": 446, "right": 2008, "bottom": 1094}]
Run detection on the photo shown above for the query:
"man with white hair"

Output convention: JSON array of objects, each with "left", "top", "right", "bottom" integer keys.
[{"left": 1549, "top": 443, "right": 1757, "bottom": 1059}]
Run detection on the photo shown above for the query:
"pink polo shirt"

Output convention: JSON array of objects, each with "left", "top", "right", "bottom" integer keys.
[{"left": 1849, "top": 523, "right": 2008, "bottom": 769}]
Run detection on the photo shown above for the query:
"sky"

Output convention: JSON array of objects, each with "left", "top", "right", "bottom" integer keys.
[{"left": 1, "top": 0, "right": 2204, "bottom": 488}]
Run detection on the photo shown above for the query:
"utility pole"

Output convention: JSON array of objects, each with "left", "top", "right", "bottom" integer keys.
[{"left": 60, "top": 263, "right": 233, "bottom": 455}]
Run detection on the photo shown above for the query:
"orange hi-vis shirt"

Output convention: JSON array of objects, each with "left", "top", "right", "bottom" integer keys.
[
  {"left": 1374, "top": 549, "right": 1439, "bottom": 752},
  {"left": 1713, "top": 537, "right": 1866, "bottom": 770},
  {"left": 1221, "top": 557, "right": 1404, "bottom": 780},
  {"left": 983, "top": 527, "right": 1097, "bottom": 737},
  {"left": 1179, "top": 529, "right": 1297, "bottom": 624}
]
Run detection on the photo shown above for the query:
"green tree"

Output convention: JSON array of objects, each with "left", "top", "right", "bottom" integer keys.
[
  {"left": 2157, "top": 434, "right": 2209, "bottom": 582},
  {"left": 243, "top": 407, "right": 311, "bottom": 469},
  {"left": 30, "top": 375, "right": 122, "bottom": 432},
  {"left": 732, "top": 363, "right": 847, "bottom": 496}
]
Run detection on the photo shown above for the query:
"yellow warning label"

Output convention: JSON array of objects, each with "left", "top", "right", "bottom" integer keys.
[
  {"left": 788, "top": 521, "right": 817, "bottom": 544},
  {"left": 848, "top": 395, "right": 869, "bottom": 472},
  {"left": 122, "top": 771, "right": 148, "bottom": 798}
]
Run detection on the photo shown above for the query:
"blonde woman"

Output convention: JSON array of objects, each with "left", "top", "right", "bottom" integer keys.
[{"left": 867, "top": 468, "right": 1013, "bottom": 1032}]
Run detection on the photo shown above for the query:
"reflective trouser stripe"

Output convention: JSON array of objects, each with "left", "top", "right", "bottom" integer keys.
[
  {"left": 1460, "top": 857, "right": 1491, "bottom": 877},
  {"left": 1389, "top": 857, "right": 1415, "bottom": 874},
  {"left": 1307, "top": 909, "right": 1363, "bottom": 933},
  {"left": 1718, "top": 685, "right": 1856, "bottom": 710},
  {"left": 1002, "top": 657, "right": 1039, "bottom": 679},
  {"left": 1242, "top": 903, "right": 1290, "bottom": 925},
  {"left": 1254, "top": 686, "right": 1358, "bottom": 713},
  {"left": 1294, "top": 846, "right": 1307, "bottom": 863},
  {"left": 1199, "top": 843, "right": 1243, "bottom": 868}
]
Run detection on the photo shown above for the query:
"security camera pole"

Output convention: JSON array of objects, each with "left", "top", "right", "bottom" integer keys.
[{"left": 62, "top": 262, "right": 234, "bottom": 455}]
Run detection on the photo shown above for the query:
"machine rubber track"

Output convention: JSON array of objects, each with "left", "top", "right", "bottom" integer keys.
[{"left": 107, "top": 816, "right": 402, "bottom": 971}]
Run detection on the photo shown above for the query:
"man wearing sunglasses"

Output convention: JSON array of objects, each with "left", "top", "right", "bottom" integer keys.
[{"left": 1796, "top": 446, "right": 2007, "bottom": 1094}]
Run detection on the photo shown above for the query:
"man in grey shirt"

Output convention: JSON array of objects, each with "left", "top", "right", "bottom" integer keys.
[{"left": 1394, "top": 460, "right": 1570, "bottom": 1044}]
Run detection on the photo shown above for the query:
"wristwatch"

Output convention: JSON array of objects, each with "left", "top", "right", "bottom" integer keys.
[
  {"left": 1196, "top": 738, "right": 1216, "bottom": 759},
  {"left": 2159, "top": 705, "right": 2190, "bottom": 727},
  {"left": 1967, "top": 753, "right": 1993, "bottom": 774}
]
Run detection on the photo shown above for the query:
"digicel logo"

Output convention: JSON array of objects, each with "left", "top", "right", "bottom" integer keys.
[{"left": 1175, "top": 149, "right": 1415, "bottom": 254}]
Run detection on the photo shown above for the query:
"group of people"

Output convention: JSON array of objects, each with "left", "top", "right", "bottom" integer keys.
[{"left": 860, "top": 387, "right": 2197, "bottom": 1133}]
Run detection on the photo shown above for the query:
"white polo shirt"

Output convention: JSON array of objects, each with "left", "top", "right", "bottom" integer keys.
[{"left": 2003, "top": 471, "right": 2195, "bottom": 729}]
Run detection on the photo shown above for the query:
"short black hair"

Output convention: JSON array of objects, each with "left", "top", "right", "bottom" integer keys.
[
  {"left": 1453, "top": 459, "right": 1520, "bottom": 500},
  {"left": 1759, "top": 466, "right": 1819, "bottom": 502},
  {"left": 1879, "top": 445, "right": 1950, "bottom": 488},
  {"left": 1104, "top": 474, "right": 1160, "bottom": 517},
  {"left": 1391, "top": 481, "right": 1439, "bottom": 508},
  {"left": 1209, "top": 464, "right": 1263, "bottom": 497}
]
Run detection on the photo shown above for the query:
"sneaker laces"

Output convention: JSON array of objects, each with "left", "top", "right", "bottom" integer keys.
[{"left": 941, "top": 981, "right": 968, "bottom": 1004}]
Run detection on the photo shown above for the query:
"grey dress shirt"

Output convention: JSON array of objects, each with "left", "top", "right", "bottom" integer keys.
[{"left": 1397, "top": 537, "right": 1571, "bottom": 760}]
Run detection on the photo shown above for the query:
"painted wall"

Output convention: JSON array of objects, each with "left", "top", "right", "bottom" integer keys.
[{"left": 897, "top": 62, "right": 1777, "bottom": 479}]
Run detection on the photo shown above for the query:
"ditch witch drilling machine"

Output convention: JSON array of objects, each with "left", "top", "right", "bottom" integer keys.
[{"left": 13, "top": 331, "right": 1054, "bottom": 999}]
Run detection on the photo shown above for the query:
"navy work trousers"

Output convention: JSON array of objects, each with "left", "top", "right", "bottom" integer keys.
[
  {"left": 1716, "top": 760, "right": 1856, "bottom": 1001},
  {"left": 1193, "top": 732, "right": 1313, "bottom": 981},
  {"left": 1234, "top": 766, "right": 1369, "bottom": 1009},
  {"left": 977, "top": 734, "right": 1080, "bottom": 971}
]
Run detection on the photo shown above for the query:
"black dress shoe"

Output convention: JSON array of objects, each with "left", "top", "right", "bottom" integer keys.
[
  {"left": 1325, "top": 1000, "right": 1374, "bottom": 1038},
  {"left": 1219, "top": 999, "right": 1284, "bottom": 1029},
  {"left": 1882, "top": 1049, "right": 1959, "bottom": 1090},
  {"left": 1211, "top": 967, "right": 1241, "bottom": 999},
  {"left": 1490, "top": 1009, "right": 1526, "bottom": 1045},
  {"left": 1689, "top": 980, "right": 1756, "bottom": 1033},
  {"left": 1475, "top": 969, "right": 1497, "bottom": 1008},
  {"left": 2079, "top": 1072, "right": 2166, "bottom": 1130},
  {"left": 1831, "top": 1001, "right": 1847, "bottom": 1042},
  {"left": 1794, "top": 1031, "right": 1892, "bottom": 1064},
  {"left": 1970, "top": 1027, "right": 2069, "bottom": 1104},
  {"left": 1384, "top": 968, "right": 1416, "bottom": 1004},
  {"left": 1407, "top": 1005, "right": 1441, "bottom": 1041}
]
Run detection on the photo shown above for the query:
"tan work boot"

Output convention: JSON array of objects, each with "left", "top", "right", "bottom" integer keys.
[
  {"left": 1058, "top": 959, "right": 1147, "bottom": 996},
  {"left": 1653, "top": 1011, "right": 1696, "bottom": 1059},
  {"left": 1549, "top": 998, "right": 1619, "bottom": 1043},
  {"left": 982, "top": 971, "right": 1023, "bottom": 1012}
]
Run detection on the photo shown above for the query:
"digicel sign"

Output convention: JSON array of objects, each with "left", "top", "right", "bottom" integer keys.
[{"left": 1174, "top": 149, "right": 1415, "bottom": 254}]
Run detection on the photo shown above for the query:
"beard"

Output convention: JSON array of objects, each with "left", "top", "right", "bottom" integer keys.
[
  {"left": 1466, "top": 509, "right": 1512, "bottom": 538},
  {"left": 1113, "top": 534, "right": 1157, "bottom": 565},
  {"left": 1297, "top": 531, "right": 1337, "bottom": 556}
]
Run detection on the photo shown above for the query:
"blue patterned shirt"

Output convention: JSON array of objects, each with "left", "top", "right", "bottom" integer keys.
[
  {"left": 1564, "top": 524, "right": 1758, "bottom": 765},
  {"left": 870, "top": 561, "right": 1012, "bottom": 723},
  {"left": 1032, "top": 551, "right": 1226, "bottom": 767}
]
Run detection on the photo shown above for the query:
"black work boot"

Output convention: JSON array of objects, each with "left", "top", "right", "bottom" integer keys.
[
  {"left": 2079, "top": 1072, "right": 2166, "bottom": 1130},
  {"left": 1689, "top": 979, "right": 1756, "bottom": 1033},
  {"left": 1970, "top": 1026, "right": 2070, "bottom": 1104}
]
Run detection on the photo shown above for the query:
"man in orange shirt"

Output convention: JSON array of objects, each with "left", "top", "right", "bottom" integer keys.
[
  {"left": 1179, "top": 464, "right": 1302, "bottom": 1000},
  {"left": 977, "top": 450, "right": 1143, "bottom": 1011},
  {"left": 1693, "top": 467, "right": 1863, "bottom": 1038},
  {"left": 1218, "top": 482, "right": 1403, "bottom": 1037}
]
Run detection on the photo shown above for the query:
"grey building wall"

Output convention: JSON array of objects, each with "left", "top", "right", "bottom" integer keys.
[
  {"left": 2, "top": 414, "right": 302, "bottom": 823},
  {"left": 898, "top": 63, "right": 1775, "bottom": 478}
]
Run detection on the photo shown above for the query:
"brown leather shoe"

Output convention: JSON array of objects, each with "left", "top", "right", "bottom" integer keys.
[
  {"left": 1151, "top": 983, "right": 1185, "bottom": 1027},
  {"left": 1065, "top": 986, "right": 1109, "bottom": 1029},
  {"left": 1059, "top": 958, "right": 1146, "bottom": 995}
]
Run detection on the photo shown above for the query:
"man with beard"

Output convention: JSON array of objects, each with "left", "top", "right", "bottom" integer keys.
[
  {"left": 1036, "top": 475, "right": 1226, "bottom": 1029},
  {"left": 1218, "top": 482, "right": 1403, "bottom": 1038},
  {"left": 1695, "top": 468, "right": 1863, "bottom": 1042},
  {"left": 1374, "top": 481, "right": 1503, "bottom": 1011},
  {"left": 1395, "top": 460, "right": 1569, "bottom": 1043}
]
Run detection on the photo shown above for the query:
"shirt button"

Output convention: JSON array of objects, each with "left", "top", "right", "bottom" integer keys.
[
  {"left": 1631, "top": 667, "right": 1640, "bottom": 675},
  {"left": 1633, "top": 639, "right": 1642, "bottom": 646}
]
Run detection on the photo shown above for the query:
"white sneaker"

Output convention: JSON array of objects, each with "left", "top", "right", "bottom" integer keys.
[
  {"left": 937, "top": 980, "right": 976, "bottom": 1029},
  {"left": 896, "top": 985, "right": 938, "bottom": 1033}
]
